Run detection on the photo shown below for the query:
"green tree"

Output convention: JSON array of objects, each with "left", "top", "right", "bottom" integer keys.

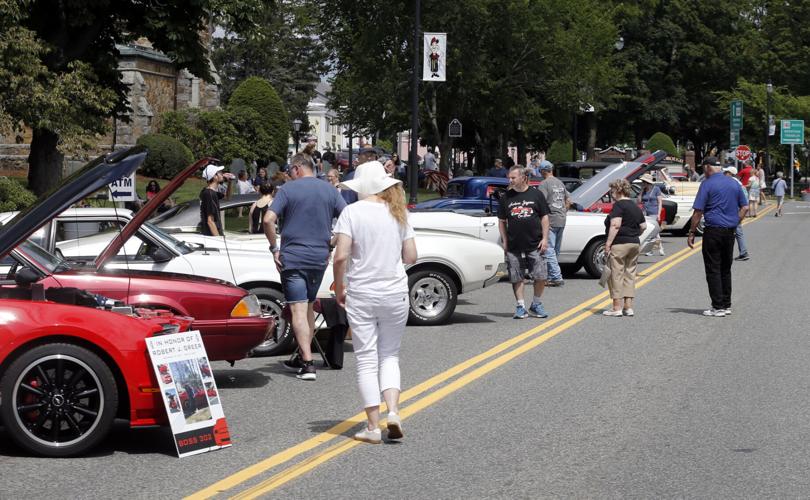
[
  {"left": 0, "top": 177, "right": 36, "bottom": 211},
  {"left": 212, "top": 0, "right": 327, "bottom": 121},
  {"left": 546, "top": 140, "right": 574, "bottom": 164},
  {"left": 646, "top": 132, "right": 677, "bottom": 156},
  {"left": 5, "top": 0, "right": 265, "bottom": 195},
  {"left": 228, "top": 77, "right": 290, "bottom": 163}
]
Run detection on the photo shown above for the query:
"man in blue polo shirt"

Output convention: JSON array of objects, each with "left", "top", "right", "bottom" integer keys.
[{"left": 687, "top": 156, "right": 748, "bottom": 317}]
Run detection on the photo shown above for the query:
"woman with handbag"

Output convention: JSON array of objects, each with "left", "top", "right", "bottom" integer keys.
[
  {"left": 333, "top": 161, "right": 418, "bottom": 444},
  {"left": 604, "top": 179, "right": 647, "bottom": 317}
]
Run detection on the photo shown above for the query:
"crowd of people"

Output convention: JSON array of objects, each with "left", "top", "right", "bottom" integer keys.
[{"left": 188, "top": 138, "right": 784, "bottom": 444}]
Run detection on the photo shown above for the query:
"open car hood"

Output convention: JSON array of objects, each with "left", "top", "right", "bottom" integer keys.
[
  {"left": 94, "top": 157, "right": 215, "bottom": 268},
  {"left": 569, "top": 150, "right": 667, "bottom": 209},
  {"left": 0, "top": 147, "right": 148, "bottom": 260}
]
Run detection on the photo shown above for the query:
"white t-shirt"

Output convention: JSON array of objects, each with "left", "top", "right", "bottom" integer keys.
[
  {"left": 333, "top": 200, "right": 415, "bottom": 295},
  {"left": 237, "top": 179, "right": 254, "bottom": 195}
]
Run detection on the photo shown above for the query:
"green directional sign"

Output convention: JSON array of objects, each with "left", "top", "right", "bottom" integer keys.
[
  {"left": 780, "top": 119, "right": 804, "bottom": 144},
  {"left": 730, "top": 100, "right": 743, "bottom": 130},
  {"left": 730, "top": 129, "right": 740, "bottom": 148}
]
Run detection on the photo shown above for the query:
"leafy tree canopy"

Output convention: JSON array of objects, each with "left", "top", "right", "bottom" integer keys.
[{"left": 228, "top": 77, "right": 290, "bottom": 163}]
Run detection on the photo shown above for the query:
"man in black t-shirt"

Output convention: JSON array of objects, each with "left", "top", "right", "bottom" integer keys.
[
  {"left": 199, "top": 164, "right": 234, "bottom": 236},
  {"left": 497, "top": 166, "right": 551, "bottom": 319}
]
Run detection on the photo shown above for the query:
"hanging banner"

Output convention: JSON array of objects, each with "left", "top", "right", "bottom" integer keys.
[
  {"left": 146, "top": 331, "right": 232, "bottom": 458},
  {"left": 423, "top": 32, "right": 447, "bottom": 82}
]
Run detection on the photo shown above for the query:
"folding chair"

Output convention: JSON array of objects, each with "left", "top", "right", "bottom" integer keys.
[{"left": 282, "top": 299, "right": 331, "bottom": 368}]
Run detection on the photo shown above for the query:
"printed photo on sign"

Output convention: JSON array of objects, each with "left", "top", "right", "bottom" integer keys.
[
  {"left": 170, "top": 359, "right": 212, "bottom": 424},
  {"left": 146, "top": 331, "right": 231, "bottom": 458}
]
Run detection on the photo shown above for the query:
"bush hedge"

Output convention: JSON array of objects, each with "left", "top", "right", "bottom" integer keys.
[
  {"left": 0, "top": 177, "right": 36, "bottom": 211},
  {"left": 546, "top": 139, "right": 574, "bottom": 164},
  {"left": 228, "top": 77, "right": 289, "bottom": 163},
  {"left": 647, "top": 132, "right": 677, "bottom": 156},
  {"left": 136, "top": 133, "right": 194, "bottom": 179}
]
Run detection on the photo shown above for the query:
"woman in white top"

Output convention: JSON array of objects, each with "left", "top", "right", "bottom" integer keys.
[
  {"left": 236, "top": 170, "right": 254, "bottom": 218},
  {"left": 333, "top": 161, "right": 417, "bottom": 444}
]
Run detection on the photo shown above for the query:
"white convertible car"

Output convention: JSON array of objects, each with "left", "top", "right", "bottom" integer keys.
[{"left": 408, "top": 210, "right": 659, "bottom": 278}]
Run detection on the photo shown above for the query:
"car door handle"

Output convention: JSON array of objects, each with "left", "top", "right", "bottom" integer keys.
[{"left": 483, "top": 222, "right": 496, "bottom": 227}]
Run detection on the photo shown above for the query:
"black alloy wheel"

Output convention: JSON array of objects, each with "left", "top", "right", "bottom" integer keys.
[{"left": 0, "top": 343, "right": 118, "bottom": 457}]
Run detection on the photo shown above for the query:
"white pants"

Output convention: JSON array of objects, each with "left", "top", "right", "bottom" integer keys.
[{"left": 346, "top": 291, "right": 409, "bottom": 408}]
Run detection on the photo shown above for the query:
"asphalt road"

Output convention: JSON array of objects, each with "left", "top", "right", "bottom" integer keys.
[{"left": 2, "top": 201, "right": 809, "bottom": 499}]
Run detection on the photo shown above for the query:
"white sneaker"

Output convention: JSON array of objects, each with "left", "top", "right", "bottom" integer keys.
[
  {"left": 386, "top": 413, "right": 403, "bottom": 440},
  {"left": 353, "top": 427, "right": 382, "bottom": 444},
  {"left": 658, "top": 248, "right": 665, "bottom": 256},
  {"left": 703, "top": 308, "right": 727, "bottom": 317},
  {"left": 644, "top": 252, "right": 653, "bottom": 256},
  {"left": 602, "top": 309, "right": 623, "bottom": 317},
  {"left": 722, "top": 308, "right": 731, "bottom": 315},
  {"left": 623, "top": 308, "right": 634, "bottom": 317}
]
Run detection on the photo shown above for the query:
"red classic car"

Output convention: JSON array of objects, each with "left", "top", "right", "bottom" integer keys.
[
  {"left": 0, "top": 148, "right": 202, "bottom": 457},
  {"left": 1, "top": 154, "right": 273, "bottom": 363}
]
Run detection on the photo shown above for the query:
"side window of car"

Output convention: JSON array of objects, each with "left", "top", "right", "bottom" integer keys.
[{"left": 0, "top": 253, "right": 16, "bottom": 279}]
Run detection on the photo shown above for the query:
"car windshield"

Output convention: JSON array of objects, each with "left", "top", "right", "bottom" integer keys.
[
  {"left": 149, "top": 202, "right": 188, "bottom": 224},
  {"left": 18, "top": 239, "right": 71, "bottom": 273},
  {"left": 143, "top": 221, "right": 194, "bottom": 255}
]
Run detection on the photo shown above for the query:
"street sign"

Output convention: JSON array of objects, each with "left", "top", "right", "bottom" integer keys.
[
  {"left": 780, "top": 119, "right": 805, "bottom": 144},
  {"left": 735, "top": 145, "right": 752, "bottom": 162},
  {"left": 448, "top": 118, "right": 462, "bottom": 138},
  {"left": 108, "top": 173, "right": 136, "bottom": 202},
  {"left": 730, "top": 129, "right": 740, "bottom": 148},
  {"left": 730, "top": 100, "right": 743, "bottom": 130}
]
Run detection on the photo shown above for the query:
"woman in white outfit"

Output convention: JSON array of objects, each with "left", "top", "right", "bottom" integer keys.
[{"left": 333, "top": 161, "right": 418, "bottom": 444}]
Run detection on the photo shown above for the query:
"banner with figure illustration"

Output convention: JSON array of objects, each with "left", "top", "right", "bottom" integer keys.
[
  {"left": 423, "top": 32, "right": 447, "bottom": 82},
  {"left": 146, "top": 331, "right": 231, "bottom": 458}
]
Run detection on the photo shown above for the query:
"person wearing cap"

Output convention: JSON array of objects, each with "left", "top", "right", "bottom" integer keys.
[
  {"left": 722, "top": 166, "right": 751, "bottom": 261},
  {"left": 687, "top": 156, "right": 748, "bottom": 317},
  {"left": 199, "top": 164, "right": 234, "bottom": 236},
  {"left": 486, "top": 158, "right": 507, "bottom": 178},
  {"left": 638, "top": 173, "right": 665, "bottom": 256},
  {"left": 332, "top": 161, "right": 417, "bottom": 444},
  {"left": 264, "top": 152, "right": 347, "bottom": 381},
  {"left": 536, "top": 160, "right": 570, "bottom": 286}
]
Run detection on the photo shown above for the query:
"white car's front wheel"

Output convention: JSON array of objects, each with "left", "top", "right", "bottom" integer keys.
[{"left": 408, "top": 269, "right": 458, "bottom": 326}]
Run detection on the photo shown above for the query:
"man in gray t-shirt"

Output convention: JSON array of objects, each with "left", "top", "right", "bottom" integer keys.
[{"left": 536, "top": 161, "right": 570, "bottom": 285}]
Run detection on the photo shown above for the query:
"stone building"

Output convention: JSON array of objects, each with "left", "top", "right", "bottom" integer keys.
[{"left": 0, "top": 37, "right": 220, "bottom": 174}]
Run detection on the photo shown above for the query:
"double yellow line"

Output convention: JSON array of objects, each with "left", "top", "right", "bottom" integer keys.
[{"left": 188, "top": 207, "right": 772, "bottom": 499}]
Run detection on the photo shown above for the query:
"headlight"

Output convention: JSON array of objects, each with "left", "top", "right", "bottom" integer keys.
[{"left": 231, "top": 294, "right": 262, "bottom": 317}]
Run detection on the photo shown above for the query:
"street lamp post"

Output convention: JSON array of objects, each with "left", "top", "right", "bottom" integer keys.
[
  {"left": 516, "top": 119, "right": 525, "bottom": 166},
  {"left": 292, "top": 118, "right": 302, "bottom": 153},
  {"left": 766, "top": 80, "right": 773, "bottom": 175},
  {"left": 408, "top": 0, "right": 421, "bottom": 205}
]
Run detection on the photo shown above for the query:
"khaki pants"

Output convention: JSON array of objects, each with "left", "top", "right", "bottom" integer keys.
[{"left": 608, "top": 243, "right": 639, "bottom": 299}]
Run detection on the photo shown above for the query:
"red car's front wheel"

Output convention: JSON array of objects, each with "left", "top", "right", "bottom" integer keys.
[{"left": 0, "top": 343, "right": 118, "bottom": 457}]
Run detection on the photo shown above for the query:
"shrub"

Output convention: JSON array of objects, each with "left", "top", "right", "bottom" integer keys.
[
  {"left": 159, "top": 109, "right": 205, "bottom": 157},
  {"left": 0, "top": 177, "right": 36, "bottom": 211},
  {"left": 647, "top": 132, "right": 677, "bottom": 156},
  {"left": 228, "top": 77, "right": 289, "bottom": 163},
  {"left": 196, "top": 110, "right": 253, "bottom": 165},
  {"left": 136, "top": 133, "right": 194, "bottom": 179},
  {"left": 546, "top": 139, "right": 574, "bottom": 164}
]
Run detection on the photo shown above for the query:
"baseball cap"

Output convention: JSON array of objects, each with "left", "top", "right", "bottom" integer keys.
[
  {"left": 202, "top": 164, "right": 225, "bottom": 181},
  {"left": 701, "top": 156, "right": 721, "bottom": 167},
  {"left": 539, "top": 160, "right": 554, "bottom": 171},
  {"left": 722, "top": 166, "right": 738, "bottom": 176}
]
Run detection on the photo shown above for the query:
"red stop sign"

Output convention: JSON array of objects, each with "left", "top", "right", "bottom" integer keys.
[{"left": 735, "top": 145, "right": 752, "bottom": 161}]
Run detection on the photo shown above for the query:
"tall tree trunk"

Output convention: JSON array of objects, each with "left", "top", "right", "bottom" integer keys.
[
  {"left": 426, "top": 88, "right": 452, "bottom": 174},
  {"left": 586, "top": 112, "right": 597, "bottom": 160},
  {"left": 27, "top": 128, "right": 64, "bottom": 196}
]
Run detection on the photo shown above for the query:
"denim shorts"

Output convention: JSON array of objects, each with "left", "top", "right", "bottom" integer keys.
[{"left": 281, "top": 269, "right": 326, "bottom": 303}]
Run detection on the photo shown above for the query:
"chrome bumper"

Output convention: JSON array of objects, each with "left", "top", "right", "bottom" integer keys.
[{"left": 483, "top": 262, "right": 508, "bottom": 288}]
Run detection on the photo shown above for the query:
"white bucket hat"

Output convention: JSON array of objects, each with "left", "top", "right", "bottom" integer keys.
[{"left": 339, "top": 161, "right": 401, "bottom": 195}]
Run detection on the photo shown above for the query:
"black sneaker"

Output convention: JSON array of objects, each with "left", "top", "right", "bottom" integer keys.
[
  {"left": 281, "top": 354, "right": 304, "bottom": 372},
  {"left": 546, "top": 279, "right": 565, "bottom": 287},
  {"left": 296, "top": 360, "right": 317, "bottom": 381},
  {"left": 734, "top": 254, "right": 750, "bottom": 261}
]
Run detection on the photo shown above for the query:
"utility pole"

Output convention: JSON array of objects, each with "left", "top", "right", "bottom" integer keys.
[
  {"left": 766, "top": 80, "right": 773, "bottom": 175},
  {"left": 408, "top": 0, "right": 421, "bottom": 205}
]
